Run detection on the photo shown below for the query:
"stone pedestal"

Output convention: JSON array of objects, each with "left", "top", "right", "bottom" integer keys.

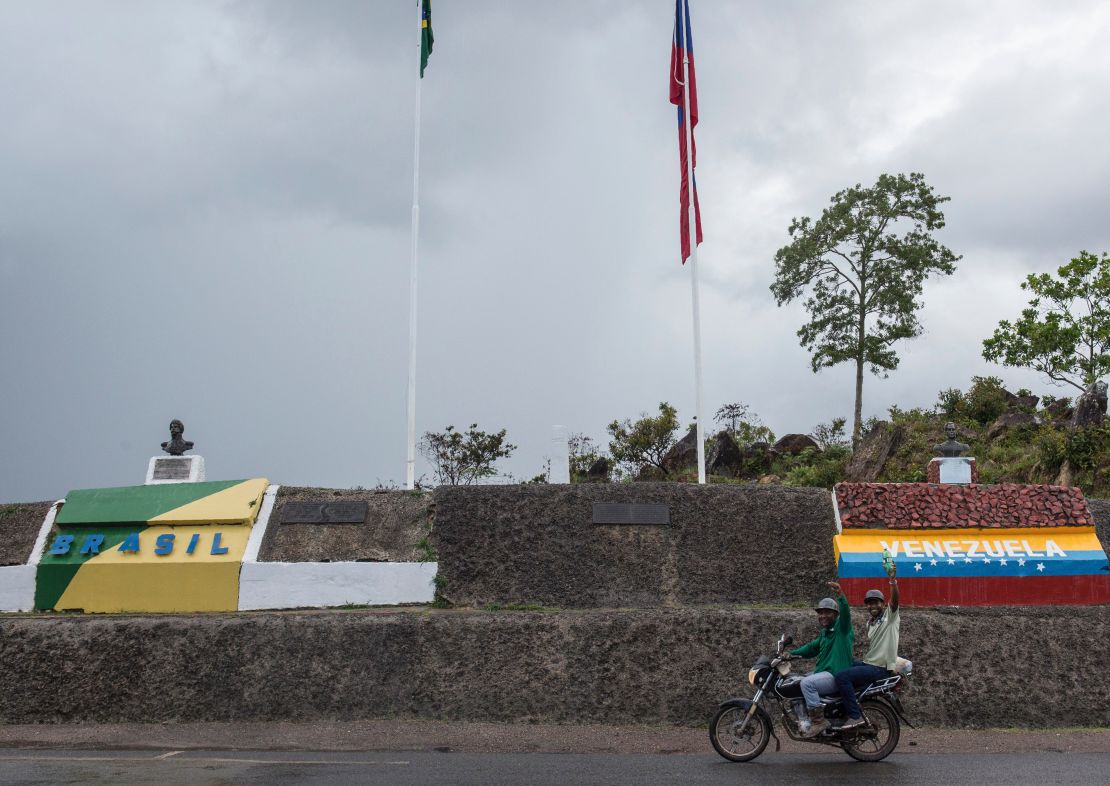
[
  {"left": 145, "top": 455, "right": 206, "bottom": 485},
  {"left": 927, "top": 456, "right": 977, "bottom": 484}
]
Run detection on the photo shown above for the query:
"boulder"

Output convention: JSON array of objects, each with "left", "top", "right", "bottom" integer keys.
[
  {"left": 986, "top": 411, "right": 1039, "bottom": 441},
  {"left": 739, "top": 441, "right": 777, "bottom": 476},
  {"left": 844, "top": 422, "right": 903, "bottom": 482},
  {"left": 661, "top": 426, "right": 699, "bottom": 475},
  {"left": 1044, "top": 397, "right": 1074, "bottom": 423},
  {"left": 706, "top": 430, "right": 743, "bottom": 477},
  {"left": 584, "top": 457, "right": 612, "bottom": 482},
  {"left": 1015, "top": 394, "right": 1040, "bottom": 411},
  {"left": 773, "top": 433, "right": 820, "bottom": 455},
  {"left": 1071, "top": 381, "right": 1108, "bottom": 429}
]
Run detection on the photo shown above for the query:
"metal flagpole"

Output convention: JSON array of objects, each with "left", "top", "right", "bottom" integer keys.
[
  {"left": 679, "top": 0, "right": 706, "bottom": 484},
  {"left": 405, "top": 0, "right": 423, "bottom": 490}
]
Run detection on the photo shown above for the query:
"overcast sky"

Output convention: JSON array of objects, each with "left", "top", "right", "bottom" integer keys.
[{"left": 3, "top": 0, "right": 1110, "bottom": 501}]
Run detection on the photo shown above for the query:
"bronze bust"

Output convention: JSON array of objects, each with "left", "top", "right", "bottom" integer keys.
[
  {"left": 161, "top": 419, "right": 195, "bottom": 456},
  {"left": 933, "top": 421, "right": 969, "bottom": 457}
]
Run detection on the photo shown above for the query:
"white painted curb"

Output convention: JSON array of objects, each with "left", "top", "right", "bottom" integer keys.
[
  {"left": 243, "top": 484, "right": 280, "bottom": 563},
  {"left": 238, "top": 561, "right": 438, "bottom": 610}
]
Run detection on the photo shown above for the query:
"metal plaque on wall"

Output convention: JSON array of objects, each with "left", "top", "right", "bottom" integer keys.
[
  {"left": 591, "top": 503, "right": 670, "bottom": 525},
  {"left": 280, "top": 501, "right": 369, "bottom": 525},
  {"left": 151, "top": 458, "right": 193, "bottom": 481}
]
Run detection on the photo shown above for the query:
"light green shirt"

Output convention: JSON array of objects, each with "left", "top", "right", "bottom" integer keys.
[{"left": 863, "top": 606, "right": 900, "bottom": 671}]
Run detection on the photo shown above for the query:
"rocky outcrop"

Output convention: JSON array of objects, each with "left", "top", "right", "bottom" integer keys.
[
  {"left": 705, "top": 431, "right": 742, "bottom": 477},
  {"left": 1072, "top": 381, "right": 1108, "bottom": 429},
  {"left": 845, "top": 422, "right": 903, "bottom": 482},
  {"left": 773, "top": 434, "right": 820, "bottom": 455},
  {"left": 661, "top": 426, "right": 698, "bottom": 475},
  {"left": 584, "top": 457, "right": 612, "bottom": 482},
  {"left": 986, "top": 411, "right": 1039, "bottom": 441}
]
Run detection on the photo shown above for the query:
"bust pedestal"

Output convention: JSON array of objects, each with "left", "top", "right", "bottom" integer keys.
[
  {"left": 928, "top": 456, "right": 977, "bottom": 485},
  {"left": 145, "top": 455, "right": 206, "bottom": 484}
]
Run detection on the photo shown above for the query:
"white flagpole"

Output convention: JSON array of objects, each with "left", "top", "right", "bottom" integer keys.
[
  {"left": 405, "top": 0, "right": 423, "bottom": 490},
  {"left": 679, "top": 0, "right": 706, "bottom": 484}
]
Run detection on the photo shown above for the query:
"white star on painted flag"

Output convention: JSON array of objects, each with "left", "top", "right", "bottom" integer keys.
[
  {"left": 930, "top": 559, "right": 938, "bottom": 566},
  {"left": 947, "top": 559, "right": 956, "bottom": 565},
  {"left": 1018, "top": 558, "right": 1026, "bottom": 566},
  {"left": 914, "top": 563, "right": 923, "bottom": 572},
  {"left": 964, "top": 558, "right": 973, "bottom": 564},
  {"left": 1037, "top": 563, "right": 1046, "bottom": 572},
  {"left": 982, "top": 558, "right": 991, "bottom": 564},
  {"left": 999, "top": 559, "right": 1008, "bottom": 566}
]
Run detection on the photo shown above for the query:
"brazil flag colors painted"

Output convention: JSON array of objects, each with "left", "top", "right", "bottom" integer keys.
[{"left": 36, "top": 479, "right": 268, "bottom": 613}]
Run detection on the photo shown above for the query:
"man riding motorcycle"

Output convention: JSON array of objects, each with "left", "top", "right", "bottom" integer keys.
[{"left": 785, "top": 581, "right": 853, "bottom": 736}]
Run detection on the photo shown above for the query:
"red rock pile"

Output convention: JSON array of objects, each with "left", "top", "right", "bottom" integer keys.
[{"left": 835, "top": 483, "right": 1093, "bottom": 529}]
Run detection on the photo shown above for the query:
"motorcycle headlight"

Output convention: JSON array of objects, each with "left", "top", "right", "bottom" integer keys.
[{"left": 748, "top": 668, "right": 759, "bottom": 686}]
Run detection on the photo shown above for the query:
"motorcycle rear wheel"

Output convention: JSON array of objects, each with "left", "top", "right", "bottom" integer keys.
[
  {"left": 709, "top": 705, "right": 771, "bottom": 762},
  {"left": 841, "top": 699, "right": 900, "bottom": 762}
]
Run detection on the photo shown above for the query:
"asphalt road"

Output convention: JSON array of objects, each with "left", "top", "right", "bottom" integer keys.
[{"left": 2, "top": 749, "right": 1109, "bottom": 785}]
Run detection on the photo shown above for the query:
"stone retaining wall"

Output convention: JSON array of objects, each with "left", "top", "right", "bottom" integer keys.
[
  {"left": 835, "top": 483, "right": 1093, "bottom": 529},
  {"left": 432, "top": 484, "right": 838, "bottom": 608},
  {"left": 257, "top": 488, "right": 431, "bottom": 563},
  {"left": 1, "top": 607, "right": 1106, "bottom": 728}
]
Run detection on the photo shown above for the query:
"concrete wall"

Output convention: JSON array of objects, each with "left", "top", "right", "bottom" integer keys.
[
  {"left": 238, "top": 562, "right": 437, "bottom": 610},
  {"left": 432, "top": 483, "right": 839, "bottom": 608},
  {"left": 2, "top": 606, "right": 1106, "bottom": 728}
]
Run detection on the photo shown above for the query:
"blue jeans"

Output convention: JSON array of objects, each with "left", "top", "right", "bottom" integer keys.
[
  {"left": 834, "top": 662, "right": 890, "bottom": 719},
  {"left": 800, "top": 671, "right": 838, "bottom": 709}
]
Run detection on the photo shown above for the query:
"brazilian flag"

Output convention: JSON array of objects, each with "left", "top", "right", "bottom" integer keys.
[{"left": 420, "top": 0, "right": 434, "bottom": 77}]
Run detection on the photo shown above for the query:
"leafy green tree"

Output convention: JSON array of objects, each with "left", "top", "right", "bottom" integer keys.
[
  {"left": 811, "top": 417, "right": 849, "bottom": 449},
  {"left": 713, "top": 402, "right": 775, "bottom": 444},
  {"left": 419, "top": 424, "right": 516, "bottom": 485},
  {"left": 982, "top": 251, "right": 1110, "bottom": 392},
  {"left": 607, "top": 402, "right": 680, "bottom": 476},
  {"left": 770, "top": 172, "right": 960, "bottom": 449}
]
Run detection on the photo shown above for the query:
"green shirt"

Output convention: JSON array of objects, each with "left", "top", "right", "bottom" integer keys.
[{"left": 789, "top": 595, "right": 854, "bottom": 674}]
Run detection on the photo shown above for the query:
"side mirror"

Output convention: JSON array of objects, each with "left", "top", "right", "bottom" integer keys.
[{"left": 782, "top": 635, "right": 794, "bottom": 647}]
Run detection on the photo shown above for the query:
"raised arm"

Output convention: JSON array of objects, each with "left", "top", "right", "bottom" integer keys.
[
  {"left": 828, "top": 581, "right": 851, "bottom": 633},
  {"left": 888, "top": 564, "right": 900, "bottom": 612}
]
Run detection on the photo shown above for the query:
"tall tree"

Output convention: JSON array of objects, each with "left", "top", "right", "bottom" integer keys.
[
  {"left": 770, "top": 172, "right": 959, "bottom": 448},
  {"left": 982, "top": 251, "right": 1110, "bottom": 392}
]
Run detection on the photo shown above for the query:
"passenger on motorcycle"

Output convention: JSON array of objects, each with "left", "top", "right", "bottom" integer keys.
[
  {"left": 785, "top": 581, "right": 853, "bottom": 737},
  {"left": 831, "top": 565, "right": 901, "bottom": 730}
]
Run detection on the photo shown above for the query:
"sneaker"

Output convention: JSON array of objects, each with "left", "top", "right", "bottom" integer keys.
[{"left": 838, "top": 715, "right": 865, "bottom": 730}]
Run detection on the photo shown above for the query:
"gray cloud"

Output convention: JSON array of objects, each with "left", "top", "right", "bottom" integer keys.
[{"left": 3, "top": 1, "right": 1110, "bottom": 500}]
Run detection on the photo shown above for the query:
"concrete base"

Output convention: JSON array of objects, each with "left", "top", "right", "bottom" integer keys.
[
  {"left": 0, "top": 565, "right": 36, "bottom": 612},
  {"left": 238, "top": 562, "right": 437, "bottom": 610}
]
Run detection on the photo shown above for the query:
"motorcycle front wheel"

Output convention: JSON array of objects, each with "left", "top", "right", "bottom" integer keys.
[
  {"left": 709, "top": 705, "right": 771, "bottom": 762},
  {"left": 841, "top": 699, "right": 900, "bottom": 762}
]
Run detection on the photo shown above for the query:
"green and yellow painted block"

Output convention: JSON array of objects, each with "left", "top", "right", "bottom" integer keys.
[{"left": 36, "top": 479, "right": 267, "bottom": 613}]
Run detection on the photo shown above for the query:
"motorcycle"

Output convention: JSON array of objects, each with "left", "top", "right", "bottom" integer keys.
[{"left": 710, "top": 634, "right": 912, "bottom": 763}]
